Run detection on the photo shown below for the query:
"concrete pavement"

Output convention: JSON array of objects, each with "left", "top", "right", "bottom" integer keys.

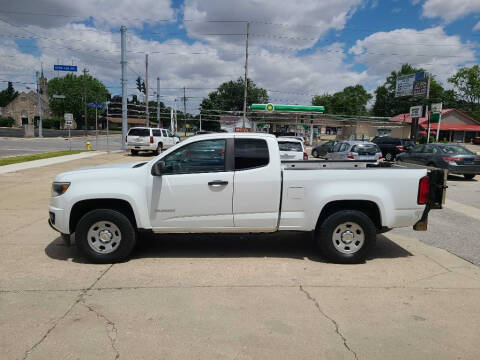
[{"left": 1, "top": 153, "right": 480, "bottom": 360}]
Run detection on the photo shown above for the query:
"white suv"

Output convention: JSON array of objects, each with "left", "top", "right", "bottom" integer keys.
[{"left": 126, "top": 127, "right": 179, "bottom": 155}]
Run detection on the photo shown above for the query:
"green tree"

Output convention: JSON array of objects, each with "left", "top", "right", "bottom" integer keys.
[
  {"left": 200, "top": 77, "right": 269, "bottom": 122},
  {"left": 448, "top": 65, "right": 480, "bottom": 119},
  {"left": 312, "top": 85, "right": 372, "bottom": 115},
  {"left": 372, "top": 63, "right": 453, "bottom": 117},
  {"left": 47, "top": 74, "right": 109, "bottom": 129},
  {"left": 0, "top": 82, "right": 18, "bottom": 107}
]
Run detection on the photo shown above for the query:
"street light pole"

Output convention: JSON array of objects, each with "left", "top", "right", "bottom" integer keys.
[
  {"left": 242, "top": 22, "right": 250, "bottom": 132},
  {"left": 36, "top": 71, "right": 43, "bottom": 138}
]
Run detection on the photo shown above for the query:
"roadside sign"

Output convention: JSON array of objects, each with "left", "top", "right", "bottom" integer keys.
[
  {"left": 64, "top": 113, "right": 73, "bottom": 127},
  {"left": 431, "top": 103, "right": 442, "bottom": 113},
  {"left": 409, "top": 105, "right": 423, "bottom": 118},
  {"left": 52, "top": 94, "right": 66, "bottom": 99},
  {"left": 396, "top": 72, "right": 428, "bottom": 97},
  {"left": 54, "top": 65, "right": 77, "bottom": 72}
]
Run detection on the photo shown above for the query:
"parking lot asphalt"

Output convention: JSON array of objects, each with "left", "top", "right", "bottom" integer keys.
[{"left": 1, "top": 153, "right": 480, "bottom": 360}]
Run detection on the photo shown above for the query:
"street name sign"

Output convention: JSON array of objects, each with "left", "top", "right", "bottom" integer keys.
[{"left": 54, "top": 65, "right": 77, "bottom": 72}]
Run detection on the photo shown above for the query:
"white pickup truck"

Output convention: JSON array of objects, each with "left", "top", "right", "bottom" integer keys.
[{"left": 49, "top": 133, "right": 446, "bottom": 264}]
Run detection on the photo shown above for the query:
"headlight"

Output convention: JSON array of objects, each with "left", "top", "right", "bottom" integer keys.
[{"left": 51, "top": 182, "right": 70, "bottom": 197}]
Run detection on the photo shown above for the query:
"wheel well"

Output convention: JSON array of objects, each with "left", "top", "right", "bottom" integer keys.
[
  {"left": 69, "top": 199, "right": 137, "bottom": 233},
  {"left": 158, "top": 142, "right": 163, "bottom": 147},
  {"left": 316, "top": 200, "right": 382, "bottom": 230}
]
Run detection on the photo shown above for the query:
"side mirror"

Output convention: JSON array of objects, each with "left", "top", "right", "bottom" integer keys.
[{"left": 151, "top": 160, "right": 166, "bottom": 176}]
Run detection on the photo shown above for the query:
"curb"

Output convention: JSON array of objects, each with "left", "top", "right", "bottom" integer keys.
[{"left": 0, "top": 151, "right": 108, "bottom": 175}]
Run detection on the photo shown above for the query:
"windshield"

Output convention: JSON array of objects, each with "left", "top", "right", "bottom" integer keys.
[
  {"left": 439, "top": 145, "right": 474, "bottom": 155},
  {"left": 128, "top": 128, "right": 150, "bottom": 136},
  {"left": 278, "top": 141, "right": 303, "bottom": 152}
]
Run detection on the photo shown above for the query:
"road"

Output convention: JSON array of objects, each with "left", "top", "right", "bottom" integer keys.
[
  {"left": 0, "top": 152, "right": 479, "bottom": 360},
  {"left": 0, "top": 134, "right": 123, "bottom": 157}
]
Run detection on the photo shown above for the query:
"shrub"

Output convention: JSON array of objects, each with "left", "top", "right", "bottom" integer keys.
[
  {"left": 418, "top": 135, "right": 436, "bottom": 144},
  {"left": 41, "top": 118, "right": 62, "bottom": 129},
  {"left": 0, "top": 117, "right": 15, "bottom": 127}
]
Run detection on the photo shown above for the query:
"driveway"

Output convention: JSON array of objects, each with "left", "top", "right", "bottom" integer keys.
[{"left": 1, "top": 153, "right": 479, "bottom": 360}]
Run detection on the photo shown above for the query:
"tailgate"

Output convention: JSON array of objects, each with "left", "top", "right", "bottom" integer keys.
[{"left": 428, "top": 168, "right": 448, "bottom": 209}]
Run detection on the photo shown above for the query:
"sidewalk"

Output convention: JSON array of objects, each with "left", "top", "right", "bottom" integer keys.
[{"left": 0, "top": 151, "right": 105, "bottom": 174}]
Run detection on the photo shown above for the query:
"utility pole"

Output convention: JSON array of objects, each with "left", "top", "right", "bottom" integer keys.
[
  {"left": 145, "top": 54, "right": 149, "bottom": 127},
  {"left": 120, "top": 25, "right": 127, "bottom": 150},
  {"left": 36, "top": 71, "right": 43, "bottom": 138},
  {"left": 183, "top": 86, "right": 187, "bottom": 136},
  {"left": 199, "top": 113, "right": 202, "bottom": 131},
  {"left": 83, "top": 68, "right": 88, "bottom": 136},
  {"left": 156, "top": 77, "right": 160, "bottom": 128},
  {"left": 242, "top": 22, "right": 250, "bottom": 132}
]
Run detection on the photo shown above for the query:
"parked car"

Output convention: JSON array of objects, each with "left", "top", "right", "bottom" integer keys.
[
  {"left": 126, "top": 127, "right": 179, "bottom": 155},
  {"left": 326, "top": 141, "right": 383, "bottom": 162},
  {"left": 277, "top": 137, "right": 308, "bottom": 161},
  {"left": 280, "top": 136, "right": 306, "bottom": 145},
  {"left": 396, "top": 143, "right": 480, "bottom": 180},
  {"left": 472, "top": 137, "right": 480, "bottom": 145},
  {"left": 49, "top": 133, "right": 446, "bottom": 264},
  {"left": 311, "top": 140, "right": 338, "bottom": 158},
  {"left": 372, "top": 136, "right": 415, "bottom": 161},
  {"left": 195, "top": 130, "right": 212, "bottom": 135}
]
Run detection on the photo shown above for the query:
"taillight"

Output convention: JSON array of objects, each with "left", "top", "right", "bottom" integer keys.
[
  {"left": 150, "top": 136, "right": 154, "bottom": 144},
  {"left": 474, "top": 158, "right": 480, "bottom": 162},
  {"left": 442, "top": 157, "right": 461, "bottom": 162},
  {"left": 396, "top": 145, "right": 404, "bottom": 151},
  {"left": 346, "top": 154, "right": 355, "bottom": 159},
  {"left": 303, "top": 152, "right": 308, "bottom": 160},
  {"left": 417, "top": 176, "right": 430, "bottom": 205}
]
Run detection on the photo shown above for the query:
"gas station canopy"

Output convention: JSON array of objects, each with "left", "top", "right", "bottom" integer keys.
[{"left": 250, "top": 103, "right": 325, "bottom": 113}]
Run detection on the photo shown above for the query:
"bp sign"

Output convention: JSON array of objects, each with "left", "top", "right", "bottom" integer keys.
[{"left": 266, "top": 103, "right": 274, "bottom": 111}]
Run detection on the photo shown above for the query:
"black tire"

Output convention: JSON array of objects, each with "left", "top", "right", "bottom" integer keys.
[
  {"left": 464, "top": 174, "right": 476, "bottom": 180},
  {"left": 131, "top": 149, "right": 138, "bottom": 155},
  {"left": 155, "top": 143, "right": 163, "bottom": 155},
  {"left": 384, "top": 152, "right": 394, "bottom": 161},
  {"left": 312, "top": 149, "right": 319, "bottom": 158},
  {"left": 75, "top": 209, "right": 137, "bottom": 264},
  {"left": 316, "top": 210, "right": 376, "bottom": 264}
]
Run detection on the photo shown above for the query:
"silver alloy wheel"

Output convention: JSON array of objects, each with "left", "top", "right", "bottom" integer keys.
[
  {"left": 332, "top": 221, "right": 365, "bottom": 254},
  {"left": 87, "top": 221, "right": 122, "bottom": 254}
]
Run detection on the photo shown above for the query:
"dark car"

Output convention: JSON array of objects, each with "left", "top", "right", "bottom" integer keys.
[
  {"left": 371, "top": 136, "right": 415, "bottom": 161},
  {"left": 396, "top": 143, "right": 480, "bottom": 180},
  {"left": 311, "top": 140, "right": 338, "bottom": 158}
]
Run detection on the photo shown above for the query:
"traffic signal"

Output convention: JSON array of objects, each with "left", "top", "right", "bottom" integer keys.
[{"left": 132, "top": 95, "right": 137, "bottom": 104}]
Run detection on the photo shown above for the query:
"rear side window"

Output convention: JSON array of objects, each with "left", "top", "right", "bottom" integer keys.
[
  {"left": 339, "top": 143, "right": 349, "bottom": 152},
  {"left": 128, "top": 128, "right": 150, "bottom": 136},
  {"left": 278, "top": 141, "right": 302, "bottom": 152},
  {"left": 162, "top": 130, "right": 168, "bottom": 137},
  {"left": 352, "top": 144, "right": 380, "bottom": 154},
  {"left": 152, "top": 129, "right": 161, "bottom": 136},
  {"left": 235, "top": 139, "right": 269, "bottom": 170}
]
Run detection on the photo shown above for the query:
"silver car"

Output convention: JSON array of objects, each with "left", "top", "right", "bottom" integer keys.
[{"left": 326, "top": 141, "right": 383, "bottom": 161}]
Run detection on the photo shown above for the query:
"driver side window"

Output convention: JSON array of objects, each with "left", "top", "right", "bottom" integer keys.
[{"left": 162, "top": 139, "right": 226, "bottom": 175}]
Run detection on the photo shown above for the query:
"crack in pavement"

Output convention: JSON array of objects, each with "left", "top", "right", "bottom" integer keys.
[
  {"left": 299, "top": 285, "right": 358, "bottom": 360},
  {"left": 22, "top": 264, "right": 114, "bottom": 360},
  {"left": 80, "top": 301, "right": 120, "bottom": 359}
]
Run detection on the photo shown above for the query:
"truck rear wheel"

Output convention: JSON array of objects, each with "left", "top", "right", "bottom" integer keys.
[
  {"left": 75, "top": 209, "right": 137, "bottom": 264},
  {"left": 316, "top": 210, "right": 376, "bottom": 264}
]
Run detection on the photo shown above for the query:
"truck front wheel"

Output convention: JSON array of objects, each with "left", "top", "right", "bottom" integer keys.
[
  {"left": 316, "top": 210, "right": 376, "bottom": 264},
  {"left": 75, "top": 209, "right": 137, "bottom": 264}
]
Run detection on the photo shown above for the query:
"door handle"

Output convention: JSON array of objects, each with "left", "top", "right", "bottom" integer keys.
[{"left": 208, "top": 180, "right": 228, "bottom": 186}]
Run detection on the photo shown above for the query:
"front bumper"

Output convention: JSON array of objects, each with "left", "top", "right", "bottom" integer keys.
[{"left": 48, "top": 205, "right": 70, "bottom": 234}]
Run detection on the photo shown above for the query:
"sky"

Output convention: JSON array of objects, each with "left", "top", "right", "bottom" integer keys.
[{"left": 0, "top": 0, "right": 479, "bottom": 113}]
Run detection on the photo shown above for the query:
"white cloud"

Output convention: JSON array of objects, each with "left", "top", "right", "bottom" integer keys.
[
  {"left": 0, "top": 0, "right": 174, "bottom": 29},
  {"left": 421, "top": 0, "right": 480, "bottom": 23},
  {"left": 183, "top": 0, "right": 363, "bottom": 50},
  {"left": 349, "top": 27, "right": 476, "bottom": 84},
  {"left": 474, "top": 21, "right": 480, "bottom": 31}
]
